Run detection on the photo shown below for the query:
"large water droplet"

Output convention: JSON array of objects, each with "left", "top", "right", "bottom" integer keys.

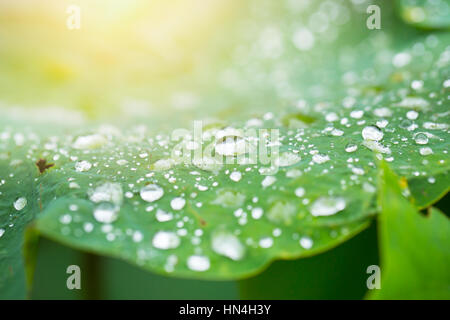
[
  {"left": 140, "top": 184, "right": 164, "bottom": 202},
  {"left": 362, "top": 126, "right": 383, "bottom": 141},
  {"left": 310, "top": 196, "right": 346, "bottom": 216},
  {"left": 170, "top": 197, "right": 186, "bottom": 211},
  {"left": 413, "top": 132, "right": 429, "bottom": 145},
  {"left": 14, "top": 197, "right": 27, "bottom": 211}
]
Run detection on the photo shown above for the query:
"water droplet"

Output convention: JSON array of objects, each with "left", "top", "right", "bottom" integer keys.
[
  {"left": 93, "top": 202, "right": 119, "bottom": 223},
  {"left": 310, "top": 197, "right": 346, "bottom": 216},
  {"left": 251, "top": 207, "right": 264, "bottom": 219},
  {"left": 140, "top": 184, "right": 164, "bottom": 202},
  {"left": 88, "top": 182, "right": 123, "bottom": 206},
  {"left": 419, "top": 147, "right": 433, "bottom": 156},
  {"left": 215, "top": 135, "right": 247, "bottom": 156},
  {"left": 59, "top": 214, "right": 72, "bottom": 224},
  {"left": 406, "top": 110, "right": 419, "bottom": 120},
  {"left": 132, "top": 231, "right": 143, "bottom": 243},
  {"left": 275, "top": 152, "right": 301, "bottom": 167},
  {"left": 413, "top": 132, "right": 429, "bottom": 145},
  {"left": 312, "top": 153, "right": 330, "bottom": 164},
  {"left": 261, "top": 176, "right": 276, "bottom": 188},
  {"left": 229, "top": 171, "right": 242, "bottom": 182},
  {"left": 75, "top": 160, "right": 92, "bottom": 172},
  {"left": 187, "top": 255, "right": 210, "bottom": 271},
  {"left": 155, "top": 209, "right": 173, "bottom": 222},
  {"left": 212, "top": 231, "right": 245, "bottom": 260},
  {"left": 170, "top": 197, "right": 186, "bottom": 211},
  {"left": 362, "top": 126, "right": 383, "bottom": 141},
  {"left": 152, "top": 231, "right": 180, "bottom": 250},
  {"left": 299, "top": 236, "right": 313, "bottom": 249},
  {"left": 259, "top": 237, "right": 274, "bottom": 248},
  {"left": 362, "top": 140, "right": 391, "bottom": 154},
  {"left": 350, "top": 110, "right": 364, "bottom": 119},
  {"left": 345, "top": 143, "right": 358, "bottom": 153},
  {"left": 295, "top": 187, "right": 305, "bottom": 197},
  {"left": 14, "top": 197, "right": 27, "bottom": 211}
]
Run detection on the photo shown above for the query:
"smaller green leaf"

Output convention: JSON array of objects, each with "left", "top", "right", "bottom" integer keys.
[{"left": 369, "top": 162, "right": 450, "bottom": 299}]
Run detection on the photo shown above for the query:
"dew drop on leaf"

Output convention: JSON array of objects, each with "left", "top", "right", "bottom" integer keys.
[
  {"left": 310, "top": 196, "right": 346, "bottom": 217},
  {"left": 140, "top": 184, "right": 164, "bottom": 202},
  {"left": 211, "top": 231, "right": 245, "bottom": 261},
  {"left": 187, "top": 255, "right": 210, "bottom": 272},
  {"left": 152, "top": 231, "right": 180, "bottom": 250},
  {"left": 13, "top": 197, "right": 27, "bottom": 211},
  {"left": 362, "top": 125, "right": 383, "bottom": 141},
  {"left": 93, "top": 202, "right": 119, "bottom": 224},
  {"left": 75, "top": 160, "right": 92, "bottom": 172},
  {"left": 299, "top": 236, "right": 313, "bottom": 249}
]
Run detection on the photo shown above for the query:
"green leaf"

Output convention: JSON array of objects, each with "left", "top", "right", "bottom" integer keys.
[
  {"left": 0, "top": 147, "right": 38, "bottom": 299},
  {"left": 0, "top": 0, "right": 448, "bottom": 292},
  {"left": 368, "top": 162, "right": 450, "bottom": 299}
]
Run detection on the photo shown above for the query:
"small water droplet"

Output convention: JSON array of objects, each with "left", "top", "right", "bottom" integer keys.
[
  {"left": 251, "top": 207, "right": 264, "bottom": 219},
  {"left": 261, "top": 176, "right": 276, "bottom": 188},
  {"left": 406, "top": 110, "right": 419, "bottom": 120},
  {"left": 345, "top": 143, "right": 358, "bottom": 153},
  {"left": 295, "top": 187, "right": 305, "bottom": 197},
  {"left": 259, "top": 237, "right": 274, "bottom": 248},
  {"left": 299, "top": 236, "right": 313, "bottom": 249}
]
